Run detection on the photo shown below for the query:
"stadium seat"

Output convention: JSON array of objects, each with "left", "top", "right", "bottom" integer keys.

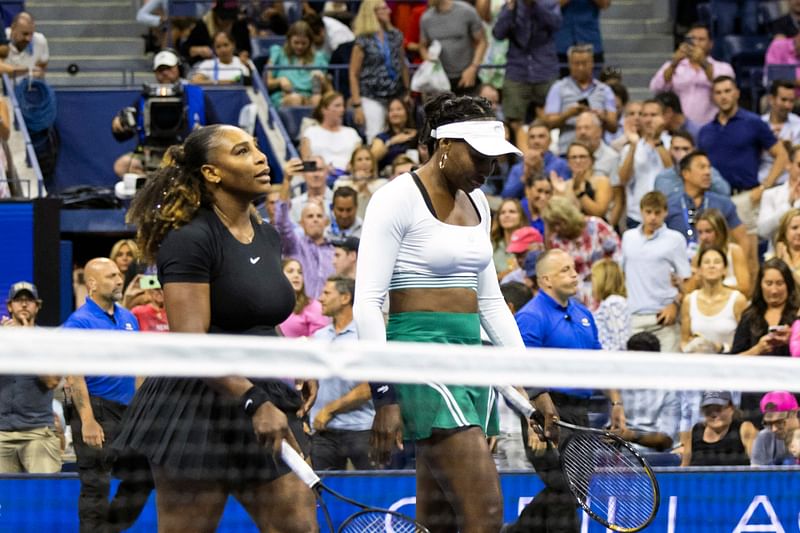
[
  {"left": 252, "top": 36, "right": 286, "bottom": 61},
  {"left": 277, "top": 105, "right": 313, "bottom": 142},
  {"left": 722, "top": 35, "right": 770, "bottom": 68},
  {"left": 766, "top": 64, "right": 798, "bottom": 85},
  {"left": 758, "top": 0, "right": 783, "bottom": 33},
  {"left": 696, "top": 3, "right": 713, "bottom": 29}
]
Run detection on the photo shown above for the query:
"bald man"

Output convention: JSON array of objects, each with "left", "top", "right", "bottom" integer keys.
[
  {"left": 63, "top": 258, "right": 150, "bottom": 533},
  {"left": 276, "top": 159, "right": 336, "bottom": 298},
  {"left": 506, "top": 249, "right": 625, "bottom": 533},
  {"left": 0, "top": 12, "right": 49, "bottom": 76}
]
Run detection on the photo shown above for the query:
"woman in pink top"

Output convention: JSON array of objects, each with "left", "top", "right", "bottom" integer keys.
[{"left": 278, "top": 258, "right": 330, "bottom": 337}]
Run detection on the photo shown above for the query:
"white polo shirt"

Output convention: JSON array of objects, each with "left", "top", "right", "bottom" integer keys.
[
  {"left": 622, "top": 224, "right": 691, "bottom": 315},
  {"left": 4, "top": 29, "right": 49, "bottom": 70}
]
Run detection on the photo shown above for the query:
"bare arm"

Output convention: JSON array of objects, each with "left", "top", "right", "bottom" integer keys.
[
  {"left": 312, "top": 383, "right": 372, "bottom": 430},
  {"left": 348, "top": 44, "right": 364, "bottom": 106},
  {"left": 592, "top": 0, "right": 611, "bottom": 8},
  {"left": 577, "top": 175, "right": 611, "bottom": 217},
  {"left": 741, "top": 421, "right": 757, "bottom": 457},
  {"left": 65, "top": 375, "right": 104, "bottom": 448},
  {"left": 679, "top": 294, "right": 692, "bottom": 348},
  {"left": 763, "top": 141, "right": 789, "bottom": 190},
  {"left": 617, "top": 143, "right": 636, "bottom": 186},
  {"left": 730, "top": 244, "right": 751, "bottom": 297}
]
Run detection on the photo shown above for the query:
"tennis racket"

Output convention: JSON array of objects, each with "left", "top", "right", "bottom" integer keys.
[
  {"left": 495, "top": 385, "right": 660, "bottom": 533},
  {"left": 280, "top": 440, "right": 430, "bottom": 533}
]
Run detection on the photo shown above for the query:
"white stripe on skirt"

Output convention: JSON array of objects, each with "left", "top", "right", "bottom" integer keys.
[{"left": 427, "top": 382, "right": 469, "bottom": 427}]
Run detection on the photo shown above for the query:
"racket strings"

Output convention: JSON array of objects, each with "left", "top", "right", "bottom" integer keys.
[
  {"left": 338, "top": 510, "right": 424, "bottom": 533},
  {"left": 561, "top": 433, "right": 657, "bottom": 529}
]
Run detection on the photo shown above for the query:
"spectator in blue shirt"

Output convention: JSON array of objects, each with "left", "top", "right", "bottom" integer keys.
[
  {"left": 544, "top": 44, "right": 617, "bottom": 155},
  {"left": 507, "top": 248, "right": 625, "bottom": 533},
  {"left": 501, "top": 121, "right": 569, "bottom": 199},
  {"left": 63, "top": 258, "right": 151, "bottom": 533},
  {"left": 492, "top": 0, "right": 561, "bottom": 136},
  {"left": 698, "top": 76, "right": 788, "bottom": 275},
  {"left": 666, "top": 150, "right": 746, "bottom": 252}
]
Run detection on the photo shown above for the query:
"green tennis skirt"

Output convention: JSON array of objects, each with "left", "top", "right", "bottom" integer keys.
[{"left": 387, "top": 312, "right": 499, "bottom": 441}]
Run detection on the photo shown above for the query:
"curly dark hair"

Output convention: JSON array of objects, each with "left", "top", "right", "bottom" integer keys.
[
  {"left": 126, "top": 125, "right": 225, "bottom": 263},
  {"left": 419, "top": 93, "right": 495, "bottom": 155}
]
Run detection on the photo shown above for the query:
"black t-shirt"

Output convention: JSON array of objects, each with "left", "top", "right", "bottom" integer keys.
[
  {"left": 689, "top": 419, "right": 749, "bottom": 466},
  {"left": 157, "top": 208, "right": 295, "bottom": 334},
  {"left": 176, "top": 23, "right": 213, "bottom": 66}
]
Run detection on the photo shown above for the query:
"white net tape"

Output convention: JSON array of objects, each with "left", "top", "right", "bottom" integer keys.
[{"left": 0, "top": 327, "right": 796, "bottom": 391}]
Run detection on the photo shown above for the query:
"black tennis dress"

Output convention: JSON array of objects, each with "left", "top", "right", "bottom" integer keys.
[{"left": 113, "top": 208, "right": 298, "bottom": 483}]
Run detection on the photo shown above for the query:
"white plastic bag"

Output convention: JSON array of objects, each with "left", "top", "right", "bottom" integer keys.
[{"left": 410, "top": 40, "right": 451, "bottom": 94}]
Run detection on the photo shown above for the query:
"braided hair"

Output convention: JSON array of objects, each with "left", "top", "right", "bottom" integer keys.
[
  {"left": 419, "top": 93, "right": 495, "bottom": 155},
  {"left": 127, "top": 125, "right": 225, "bottom": 263}
]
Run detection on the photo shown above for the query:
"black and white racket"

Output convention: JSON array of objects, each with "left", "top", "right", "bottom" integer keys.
[
  {"left": 280, "top": 441, "right": 430, "bottom": 533},
  {"left": 496, "top": 385, "right": 660, "bottom": 533}
]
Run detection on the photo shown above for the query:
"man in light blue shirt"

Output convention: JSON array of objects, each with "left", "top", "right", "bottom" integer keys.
[
  {"left": 310, "top": 276, "right": 375, "bottom": 470},
  {"left": 654, "top": 130, "right": 731, "bottom": 199},
  {"left": 622, "top": 191, "right": 691, "bottom": 354}
]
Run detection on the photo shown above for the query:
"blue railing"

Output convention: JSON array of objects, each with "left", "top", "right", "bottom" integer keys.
[{"left": 2, "top": 74, "right": 44, "bottom": 198}]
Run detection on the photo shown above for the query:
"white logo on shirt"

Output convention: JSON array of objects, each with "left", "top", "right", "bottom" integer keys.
[
  {"left": 581, "top": 317, "right": 590, "bottom": 327},
  {"left": 244, "top": 399, "right": 254, "bottom": 411},
  {"left": 250, "top": 257, "right": 261, "bottom": 264},
  {"left": 377, "top": 385, "right": 389, "bottom": 394}
]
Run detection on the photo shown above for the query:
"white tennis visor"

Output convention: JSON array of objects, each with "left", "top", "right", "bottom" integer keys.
[{"left": 431, "top": 120, "right": 522, "bottom": 157}]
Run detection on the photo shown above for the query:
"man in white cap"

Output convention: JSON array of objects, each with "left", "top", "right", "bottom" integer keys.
[{"left": 111, "top": 49, "right": 219, "bottom": 176}]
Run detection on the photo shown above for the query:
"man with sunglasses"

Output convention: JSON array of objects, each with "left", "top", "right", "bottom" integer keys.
[
  {"left": 751, "top": 391, "right": 800, "bottom": 465},
  {"left": 664, "top": 150, "right": 745, "bottom": 253}
]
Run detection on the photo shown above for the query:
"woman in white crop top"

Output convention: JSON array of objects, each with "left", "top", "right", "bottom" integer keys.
[
  {"left": 681, "top": 246, "right": 748, "bottom": 354},
  {"left": 354, "top": 94, "right": 558, "bottom": 532}
]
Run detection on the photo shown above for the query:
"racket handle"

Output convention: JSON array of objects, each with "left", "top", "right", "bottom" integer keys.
[
  {"left": 495, "top": 385, "right": 535, "bottom": 419},
  {"left": 280, "top": 440, "right": 320, "bottom": 488}
]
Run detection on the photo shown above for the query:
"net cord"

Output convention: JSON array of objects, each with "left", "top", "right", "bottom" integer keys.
[{"left": 0, "top": 327, "right": 795, "bottom": 391}]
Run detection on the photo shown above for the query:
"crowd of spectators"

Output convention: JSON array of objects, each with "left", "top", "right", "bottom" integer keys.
[{"left": 7, "top": 0, "right": 800, "bottom": 490}]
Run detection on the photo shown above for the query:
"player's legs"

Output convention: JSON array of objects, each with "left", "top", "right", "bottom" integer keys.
[
  {"left": 417, "top": 426, "right": 504, "bottom": 533},
  {"left": 151, "top": 466, "right": 228, "bottom": 533},
  {"left": 233, "top": 472, "right": 318, "bottom": 533}
]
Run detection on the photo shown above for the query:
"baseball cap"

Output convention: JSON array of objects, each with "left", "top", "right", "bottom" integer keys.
[
  {"left": 7, "top": 281, "right": 38, "bottom": 301},
  {"left": 506, "top": 227, "right": 543, "bottom": 254},
  {"left": 431, "top": 120, "right": 522, "bottom": 158},
  {"left": 329, "top": 235, "right": 360, "bottom": 252},
  {"left": 153, "top": 50, "right": 179, "bottom": 70},
  {"left": 701, "top": 391, "right": 733, "bottom": 408},
  {"left": 760, "top": 391, "right": 799, "bottom": 415}
]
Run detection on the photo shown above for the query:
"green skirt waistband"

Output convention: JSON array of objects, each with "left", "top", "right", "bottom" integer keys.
[{"left": 387, "top": 312, "right": 481, "bottom": 345}]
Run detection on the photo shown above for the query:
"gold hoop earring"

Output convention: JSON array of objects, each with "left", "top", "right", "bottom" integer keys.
[{"left": 439, "top": 153, "right": 448, "bottom": 170}]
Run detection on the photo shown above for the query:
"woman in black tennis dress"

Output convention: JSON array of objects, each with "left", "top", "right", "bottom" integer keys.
[{"left": 116, "top": 124, "right": 317, "bottom": 531}]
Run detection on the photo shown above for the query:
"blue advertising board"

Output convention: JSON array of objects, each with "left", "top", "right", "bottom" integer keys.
[{"left": 1, "top": 468, "right": 798, "bottom": 532}]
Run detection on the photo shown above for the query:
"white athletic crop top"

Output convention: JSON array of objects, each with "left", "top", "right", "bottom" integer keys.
[{"left": 353, "top": 172, "right": 525, "bottom": 348}]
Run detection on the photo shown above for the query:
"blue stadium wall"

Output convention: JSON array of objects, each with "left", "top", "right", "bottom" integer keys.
[{"left": 1, "top": 468, "right": 798, "bottom": 531}]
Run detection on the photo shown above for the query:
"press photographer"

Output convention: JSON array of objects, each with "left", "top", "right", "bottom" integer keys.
[{"left": 111, "top": 50, "right": 218, "bottom": 175}]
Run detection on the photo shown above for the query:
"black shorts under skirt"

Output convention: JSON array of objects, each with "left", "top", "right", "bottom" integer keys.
[{"left": 112, "top": 377, "right": 304, "bottom": 484}]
